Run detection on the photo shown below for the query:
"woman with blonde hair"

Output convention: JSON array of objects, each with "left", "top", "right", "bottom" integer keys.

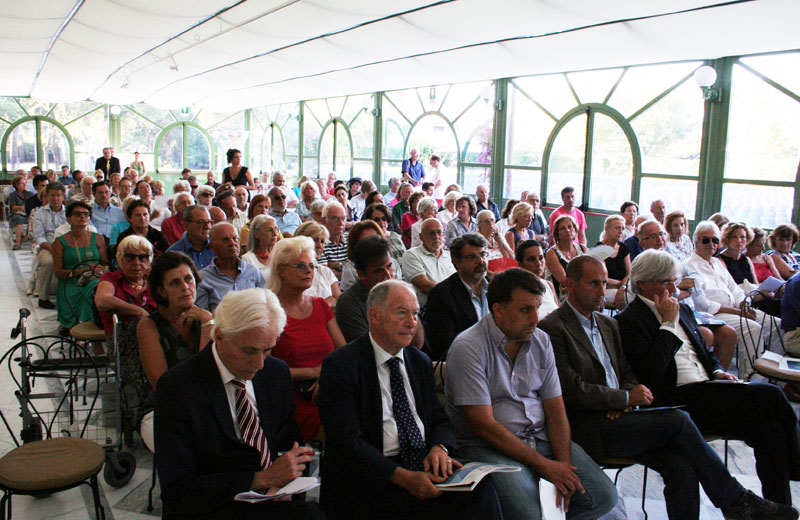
[
  {"left": 476, "top": 209, "right": 513, "bottom": 260},
  {"left": 410, "top": 197, "right": 439, "bottom": 248},
  {"left": 504, "top": 201, "right": 534, "bottom": 253},
  {"left": 596, "top": 214, "right": 631, "bottom": 309},
  {"left": 294, "top": 221, "right": 340, "bottom": 307},
  {"left": 296, "top": 180, "right": 320, "bottom": 222},
  {"left": 545, "top": 214, "right": 587, "bottom": 301},
  {"left": 267, "top": 237, "right": 345, "bottom": 442},
  {"left": 436, "top": 190, "right": 461, "bottom": 228}
]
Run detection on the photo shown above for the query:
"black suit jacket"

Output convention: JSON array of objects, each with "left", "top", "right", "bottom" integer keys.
[
  {"left": 424, "top": 272, "right": 491, "bottom": 361},
  {"left": 94, "top": 156, "right": 121, "bottom": 175},
  {"left": 615, "top": 297, "right": 723, "bottom": 405},
  {"left": 154, "top": 346, "right": 298, "bottom": 519},
  {"left": 317, "top": 335, "right": 455, "bottom": 520},
  {"left": 538, "top": 303, "right": 638, "bottom": 461}
]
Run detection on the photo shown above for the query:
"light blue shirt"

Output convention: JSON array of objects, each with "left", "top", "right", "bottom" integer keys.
[
  {"left": 166, "top": 232, "right": 216, "bottom": 271},
  {"left": 91, "top": 202, "right": 125, "bottom": 237},
  {"left": 269, "top": 209, "right": 302, "bottom": 235},
  {"left": 196, "top": 259, "right": 265, "bottom": 312},
  {"left": 566, "top": 301, "right": 621, "bottom": 392},
  {"left": 445, "top": 217, "right": 477, "bottom": 247},
  {"left": 446, "top": 313, "right": 562, "bottom": 447},
  {"left": 109, "top": 220, "right": 131, "bottom": 246},
  {"left": 459, "top": 275, "right": 489, "bottom": 320},
  {"left": 32, "top": 204, "right": 66, "bottom": 245}
]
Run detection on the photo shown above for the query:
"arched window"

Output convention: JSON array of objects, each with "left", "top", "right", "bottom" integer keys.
[
  {"left": 154, "top": 122, "right": 213, "bottom": 173},
  {"left": 319, "top": 118, "right": 353, "bottom": 177},
  {"left": 406, "top": 113, "right": 459, "bottom": 189},
  {"left": 263, "top": 122, "right": 285, "bottom": 173},
  {"left": 2, "top": 116, "right": 72, "bottom": 173}
]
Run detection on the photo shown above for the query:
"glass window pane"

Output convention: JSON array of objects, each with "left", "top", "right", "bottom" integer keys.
[
  {"left": 739, "top": 53, "right": 800, "bottom": 99},
  {"left": 319, "top": 123, "right": 334, "bottom": 176},
  {"left": 263, "top": 124, "right": 285, "bottom": 173},
  {"left": 186, "top": 126, "right": 210, "bottom": 170},
  {"left": 566, "top": 69, "right": 624, "bottom": 104},
  {"left": 0, "top": 98, "right": 25, "bottom": 122},
  {"left": 720, "top": 183, "right": 794, "bottom": 230},
  {"left": 303, "top": 158, "right": 318, "bottom": 178},
  {"left": 129, "top": 104, "right": 174, "bottom": 128},
  {"left": 511, "top": 74, "right": 577, "bottom": 121},
  {"left": 725, "top": 64, "right": 800, "bottom": 182},
  {"left": 607, "top": 62, "right": 701, "bottom": 119},
  {"left": 505, "top": 84, "right": 556, "bottom": 167},
  {"left": 5, "top": 121, "right": 36, "bottom": 171},
  {"left": 350, "top": 110, "right": 374, "bottom": 158},
  {"left": 631, "top": 80, "right": 703, "bottom": 176},
  {"left": 439, "top": 81, "right": 493, "bottom": 122},
  {"left": 589, "top": 114, "right": 633, "bottom": 211},
  {"left": 40, "top": 121, "right": 70, "bottom": 172},
  {"left": 52, "top": 101, "right": 101, "bottom": 124},
  {"left": 121, "top": 110, "right": 160, "bottom": 157},
  {"left": 503, "top": 168, "right": 542, "bottom": 200},
  {"left": 335, "top": 121, "right": 352, "bottom": 176},
  {"left": 16, "top": 99, "right": 55, "bottom": 116},
  {"left": 303, "top": 108, "right": 322, "bottom": 156},
  {"left": 326, "top": 97, "right": 346, "bottom": 120},
  {"left": 455, "top": 100, "right": 494, "bottom": 164},
  {"left": 67, "top": 108, "right": 108, "bottom": 172},
  {"left": 280, "top": 103, "right": 300, "bottom": 156},
  {"left": 158, "top": 126, "right": 183, "bottom": 172},
  {"left": 463, "top": 166, "right": 490, "bottom": 196},
  {"left": 546, "top": 114, "right": 586, "bottom": 205},
  {"left": 382, "top": 100, "right": 407, "bottom": 161},
  {"left": 462, "top": 123, "right": 493, "bottom": 165},
  {"left": 639, "top": 177, "right": 698, "bottom": 220},
  {"left": 384, "top": 89, "right": 424, "bottom": 122},
  {"left": 353, "top": 160, "right": 374, "bottom": 181},
  {"left": 304, "top": 100, "right": 329, "bottom": 126},
  {"left": 284, "top": 156, "right": 300, "bottom": 179},
  {"left": 342, "top": 94, "right": 373, "bottom": 126},
  {"left": 381, "top": 160, "right": 403, "bottom": 186},
  {"left": 407, "top": 114, "right": 459, "bottom": 179}
]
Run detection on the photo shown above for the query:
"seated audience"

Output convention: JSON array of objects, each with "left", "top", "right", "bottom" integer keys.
[
  {"left": 8, "top": 175, "right": 32, "bottom": 250},
  {"left": 133, "top": 179, "right": 162, "bottom": 223},
  {"left": 516, "top": 239, "right": 559, "bottom": 318},
  {"left": 391, "top": 182, "right": 414, "bottom": 227},
  {"left": 32, "top": 183, "right": 68, "bottom": 309},
  {"left": 238, "top": 194, "right": 271, "bottom": 254},
  {"left": 445, "top": 195, "right": 477, "bottom": 247},
  {"left": 364, "top": 189, "right": 384, "bottom": 208},
  {"left": 504, "top": 201, "right": 535, "bottom": 253},
  {"left": 545, "top": 214, "right": 587, "bottom": 302},
  {"left": 475, "top": 184, "right": 500, "bottom": 221},
  {"left": 24, "top": 174, "right": 48, "bottom": 217},
  {"left": 525, "top": 193, "right": 548, "bottom": 243},
  {"left": 436, "top": 190, "right": 460, "bottom": 228},
  {"left": 424, "top": 234, "right": 491, "bottom": 361},
  {"left": 769, "top": 223, "right": 800, "bottom": 279},
  {"left": 309, "top": 198, "right": 327, "bottom": 225},
  {"left": 665, "top": 210, "right": 693, "bottom": 262},
  {"left": 160, "top": 192, "right": 194, "bottom": 245},
  {"left": 296, "top": 180, "right": 319, "bottom": 222},
  {"left": 115, "top": 199, "right": 168, "bottom": 260},
  {"left": 340, "top": 220, "right": 402, "bottom": 292},
  {"left": 294, "top": 221, "right": 340, "bottom": 307},
  {"left": 349, "top": 179, "right": 375, "bottom": 220},
  {"left": 364, "top": 202, "right": 406, "bottom": 263},
  {"left": 53, "top": 200, "right": 108, "bottom": 330},
  {"left": 746, "top": 226, "right": 783, "bottom": 282},
  {"left": 622, "top": 215, "right": 650, "bottom": 260},
  {"left": 446, "top": 268, "right": 617, "bottom": 520},
  {"left": 708, "top": 212, "right": 730, "bottom": 231},
  {"left": 268, "top": 186, "right": 301, "bottom": 237},
  {"left": 196, "top": 222, "right": 265, "bottom": 312},
  {"left": 649, "top": 199, "right": 667, "bottom": 226},
  {"left": 620, "top": 200, "right": 638, "bottom": 240},
  {"left": 72, "top": 175, "right": 96, "bottom": 203},
  {"left": 321, "top": 200, "right": 348, "bottom": 279},
  {"left": 95, "top": 235, "right": 156, "bottom": 334},
  {"left": 596, "top": 215, "right": 631, "bottom": 310},
  {"left": 166, "top": 205, "right": 216, "bottom": 270},
  {"left": 234, "top": 186, "right": 249, "bottom": 213},
  {"left": 90, "top": 180, "right": 125, "bottom": 243},
  {"left": 268, "top": 237, "right": 345, "bottom": 442},
  {"left": 616, "top": 249, "right": 800, "bottom": 507},
  {"left": 332, "top": 185, "right": 355, "bottom": 230},
  {"left": 154, "top": 287, "right": 323, "bottom": 520},
  {"left": 209, "top": 205, "right": 226, "bottom": 224},
  {"left": 410, "top": 196, "right": 439, "bottom": 248},
  {"left": 717, "top": 222, "right": 757, "bottom": 285},
  {"left": 241, "top": 214, "right": 279, "bottom": 279},
  {"left": 401, "top": 191, "right": 424, "bottom": 248},
  {"left": 315, "top": 178, "right": 331, "bottom": 201},
  {"left": 496, "top": 198, "right": 518, "bottom": 238},
  {"left": 476, "top": 209, "right": 512, "bottom": 260},
  {"left": 539, "top": 255, "right": 791, "bottom": 520},
  {"left": 195, "top": 184, "right": 215, "bottom": 207},
  {"left": 318, "top": 280, "right": 503, "bottom": 520},
  {"left": 215, "top": 190, "right": 247, "bottom": 233},
  {"left": 402, "top": 218, "right": 456, "bottom": 307}
]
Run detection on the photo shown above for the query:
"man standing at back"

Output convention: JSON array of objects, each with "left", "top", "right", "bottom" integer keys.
[
  {"left": 547, "top": 187, "right": 587, "bottom": 246},
  {"left": 401, "top": 148, "right": 425, "bottom": 187},
  {"left": 95, "top": 147, "right": 121, "bottom": 175}
]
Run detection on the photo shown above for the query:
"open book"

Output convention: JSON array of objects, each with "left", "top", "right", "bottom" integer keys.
[
  {"left": 235, "top": 476, "right": 319, "bottom": 503},
  {"left": 435, "top": 462, "right": 521, "bottom": 491}
]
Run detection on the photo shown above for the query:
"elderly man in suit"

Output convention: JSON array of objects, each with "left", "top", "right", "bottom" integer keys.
[
  {"left": 317, "top": 280, "right": 503, "bottom": 520},
  {"left": 616, "top": 249, "right": 800, "bottom": 509},
  {"left": 154, "top": 288, "right": 324, "bottom": 520},
  {"left": 423, "top": 233, "right": 491, "bottom": 361},
  {"left": 539, "top": 255, "right": 793, "bottom": 520}
]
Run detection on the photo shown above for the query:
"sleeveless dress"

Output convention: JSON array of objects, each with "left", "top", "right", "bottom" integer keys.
[
  {"left": 548, "top": 243, "right": 587, "bottom": 302},
  {"left": 56, "top": 233, "right": 101, "bottom": 328},
  {"left": 717, "top": 252, "right": 755, "bottom": 284},
  {"left": 223, "top": 166, "right": 249, "bottom": 186},
  {"left": 752, "top": 260, "right": 773, "bottom": 283},
  {"left": 148, "top": 311, "right": 202, "bottom": 368},
  {"left": 272, "top": 297, "right": 335, "bottom": 442}
]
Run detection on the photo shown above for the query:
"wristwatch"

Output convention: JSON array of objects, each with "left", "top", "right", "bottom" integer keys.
[{"left": 661, "top": 321, "right": 676, "bottom": 330}]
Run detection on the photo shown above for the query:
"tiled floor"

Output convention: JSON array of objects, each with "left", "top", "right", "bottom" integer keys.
[{"left": 0, "top": 231, "right": 799, "bottom": 519}]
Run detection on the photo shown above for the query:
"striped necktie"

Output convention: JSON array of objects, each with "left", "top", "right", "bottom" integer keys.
[{"left": 231, "top": 378, "right": 271, "bottom": 469}]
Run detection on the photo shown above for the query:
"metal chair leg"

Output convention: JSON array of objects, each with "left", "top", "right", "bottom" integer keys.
[
  {"left": 641, "top": 466, "right": 648, "bottom": 520},
  {"left": 147, "top": 468, "right": 157, "bottom": 511},
  {"left": 90, "top": 475, "right": 105, "bottom": 520},
  {"left": 1, "top": 490, "right": 10, "bottom": 520}
]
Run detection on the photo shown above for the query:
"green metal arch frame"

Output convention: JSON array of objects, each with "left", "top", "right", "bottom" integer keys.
[
  {"left": 541, "top": 103, "right": 641, "bottom": 209},
  {"left": 153, "top": 121, "right": 215, "bottom": 174},
  {"left": 318, "top": 117, "right": 354, "bottom": 178},
  {"left": 404, "top": 111, "right": 461, "bottom": 186},
  {"left": 1, "top": 115, "right": 75, "bottom": 175},
  {"left": 260, "top": 122, "right": 287, "bottom": 173}
]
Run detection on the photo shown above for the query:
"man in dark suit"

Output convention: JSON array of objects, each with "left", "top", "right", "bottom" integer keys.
[
  {"left": 317, "top": 280, "right": 502, "bottom": 520},
  {"left": 617, "top": 249, "right": 800, "bottom": 509},
  {"left": 423, "top": 233, "right": 491, "bottom": 360},
  {"left": 540, "top": 255, "right": 792, "bottom": 519},
  {"left": 94, "top": 147, "right": 121, "bottom": 175},
  {"left": 154, "top": 288, "right": 324, "bottom": 520}
]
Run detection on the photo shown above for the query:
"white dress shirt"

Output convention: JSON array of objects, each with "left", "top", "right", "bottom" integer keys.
[
  {"left": 212, "top": 343, "right": 258, "bottom": 441},
  {"left": 370, "top": 334, "right": 425, "bottom": 456},
  {"left": 683, "top": 252, "right": 745, "bottom": 314}
]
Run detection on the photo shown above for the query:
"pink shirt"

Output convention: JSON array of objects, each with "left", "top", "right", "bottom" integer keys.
[{"left": 548, "top": 206, "right": 587, "bottom": 246}]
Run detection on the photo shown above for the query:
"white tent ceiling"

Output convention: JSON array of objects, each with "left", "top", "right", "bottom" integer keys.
[{"left": 1, "top": 0, "right": 799, "bottom": 112}]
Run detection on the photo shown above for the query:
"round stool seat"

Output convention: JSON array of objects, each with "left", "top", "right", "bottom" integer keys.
[
  {"left": 0, "top": 437, "right": 106, "bottom": 491},
  {"left": 70, "top": 321, "right": 106, "bottom": 341}
]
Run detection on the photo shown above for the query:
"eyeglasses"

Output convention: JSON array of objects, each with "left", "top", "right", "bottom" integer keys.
[
  {"left": 700, "top": 236, "right": 720, "bottom": 245},
  {"left": 198, "top": 192, "right": 212, "bottom": 197},
  {"left": 286, "top": 262, "right": 315, "bottom": 272},
  {"left": 71, "top": 211, "right": 90, "bottom": 218},
  {"left": 327, "top": 215, "right": 344, "bottom": 222},
  {"left": 271, "top": 194, "right": 286, "bottom": 200},
  {"left": 460, "top": 251, "right": 489, "bottom": 261},
  {"left": 123, "top": 253, "right": 151, "bottom": 262},
  {"left": 644, "top": 231, "right": 667, "bottom": 241}
]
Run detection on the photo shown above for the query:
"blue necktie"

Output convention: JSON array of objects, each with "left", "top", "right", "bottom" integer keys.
[{"left": 387, "top": 357, "right": 426, "bottom": 471}]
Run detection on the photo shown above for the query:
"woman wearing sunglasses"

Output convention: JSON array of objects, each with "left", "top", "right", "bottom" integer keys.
[{"left": 267, "top": 237, "right": 345, "bottom": 442}]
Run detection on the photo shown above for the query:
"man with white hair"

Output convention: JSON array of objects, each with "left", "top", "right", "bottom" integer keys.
[
  {"left": 402, "top": 218, "right": 455, "bottom": 307},
  {"left": 617, "top": 249, "right": 800, "bottom": 509},
  {"left": 167, "top": 205, "right": 216, "bottom": 270},
  {"left": 318, "top": 280, "right": 503, "bottom": 520},
  {"left": 475, "top": 184, "right": 500, "bottom": 222},
  {"left": 401, "top": 148, "right": 425, "bottom": 187},
  {"left": 268, "top": 186, "right": 301, "bottom": 237},
  {"left": 154, "top": 288, "right": 324, "bottom": 520},
  {"left": 684, "top": 221, "right": 783, "bottom": 377},
  {"left": 272, "top": 172, "right": 298, "bottom": 208},
  {"left": 161, "top": 192, "right": 195, "bottom": 245},
  {"left": 385, "top": 177, "right": 400, "bottom": 202},
  {"left": 649, "top": 199, "right": 666, "bottom": 226},
  {"left": 196, "top": 222, "right": 265, "bottom": 312},
  {"left": 321, "top": 200, "right": 348, "bottom": 279},
  {"left": 235, "top": 186, "right": 250, "bottom": 213}
]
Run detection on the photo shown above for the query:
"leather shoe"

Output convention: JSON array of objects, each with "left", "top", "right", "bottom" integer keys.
[
  {"left": 37, "top": 299, "right": 55, "bottom": 310},
  {"left": 722, "top": 490, "right": 798, "bottom": 520},
  {"left": 783, "top": 382, "right": 800, "bottom": 403}
]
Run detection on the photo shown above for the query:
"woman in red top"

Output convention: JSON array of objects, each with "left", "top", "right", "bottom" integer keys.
[
  {"left": 747, "top": 226, "right": 783, "bottom": 283},
  {"left": 268, "top": 236, "right": 345, "bottom": 442},
  {"left": 400, "top": 191, "right": 424, "bottom": 248}
]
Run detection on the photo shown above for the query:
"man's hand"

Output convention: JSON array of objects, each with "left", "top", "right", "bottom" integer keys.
[
  {"left": 738, "top": 302, "right": 757, "bottom": 320},
  {"left": 539, "top": 458, "right": 584, "bottom": 512},
  {"left": 628, "top": 384, "right": 653, "bottom": 407},
  {"left": 423, "top": 445, "right": 462, "bottom": 479},
  {"left": 653, "top": 291, "right": 679, "bottom": 323},
  {"left": 390, "top": 467, "right": 444, "bottom": 500},
  {"left": 714, "top": 371, "right": 738, "bottom": 381},
  {"left": 606, "top": 410, "right": 624, "bottom": 421},
  {"left": 251, "top": 443, "right": 314, "bottom": 492}
]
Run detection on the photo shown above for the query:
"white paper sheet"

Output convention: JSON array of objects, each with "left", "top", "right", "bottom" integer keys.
[{"left": 539, "top": 479, "right": 566, "bottom": 520}]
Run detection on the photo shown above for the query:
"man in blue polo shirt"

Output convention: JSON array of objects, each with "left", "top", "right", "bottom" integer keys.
[
  {"left": 166, "top": 205, "right": 216, "bottom": 270},
  {"left": 401, "top": 148, "right": 425, "bottom": 187}
]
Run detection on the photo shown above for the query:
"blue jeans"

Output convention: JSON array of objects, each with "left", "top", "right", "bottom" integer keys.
[{"left": 461, "top": 439, "right": 617, "bottom": 520}]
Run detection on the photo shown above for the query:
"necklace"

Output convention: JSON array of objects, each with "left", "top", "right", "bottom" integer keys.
[{"left": 255, "top": 249, "right": 270, "bottom": 260}]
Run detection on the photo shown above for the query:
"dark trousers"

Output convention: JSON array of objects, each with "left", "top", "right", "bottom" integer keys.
[
  {"left": 601, "top": 408, "right": 742, "bottom": 519},
  {"left": 167, "top": 499, "right": 326, "bottom": 520},
  {"left": 674, "top": 380, "right": 800, "bottom": 504},
  {"left": 367, "top": 478, "right": 503, "bottom": 520}
]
